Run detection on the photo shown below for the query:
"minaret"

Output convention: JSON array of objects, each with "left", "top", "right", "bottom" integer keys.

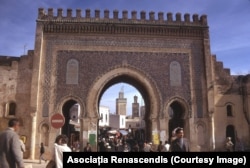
[
  {"left": 132, "top": 95, "right": 139, "bottom": 118},
  {"left": 116, "top": 86, "right": 127, "bottom": 115}
]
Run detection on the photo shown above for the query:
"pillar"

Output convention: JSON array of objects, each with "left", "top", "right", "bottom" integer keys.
[
  {"left": 29, "top": 112, "right": 37, "bottom": 159},
  {"left": 208, "top": 111, "right": 215, "bottom": 151}
]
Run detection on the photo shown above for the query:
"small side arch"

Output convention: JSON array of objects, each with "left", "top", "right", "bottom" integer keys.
[
  {"left": 57, "top": 95, "right": 85, "bottom": 118},
  {"left": 39, "top": 122, "right": 50, "bottom": 146},
  {"left": 164, "top": 96, "right": 190, "bottom": 142},
  {"left": 57, "top": 95, "right": 85, "bottom": 149},
  {"left": 164, "top": 96, "right": 191, "bottom": 119},
  {"left": 195, "top": 121, "right": 207, "bottom": 147}
]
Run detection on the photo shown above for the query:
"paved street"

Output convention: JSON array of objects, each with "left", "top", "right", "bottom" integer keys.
[{"left": 24, "top": 159, "right": 47, "bottom": 168}]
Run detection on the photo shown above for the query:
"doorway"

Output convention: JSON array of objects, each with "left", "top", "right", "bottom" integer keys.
[
  {"left": 168, "top": 101, "right": 185, "bottom": 142},
  {"left": 226, "top": 125, "right": 236, "bottom": 150},
  {"left": 62, "top": 99, "right": 80, "bottom": 150}
]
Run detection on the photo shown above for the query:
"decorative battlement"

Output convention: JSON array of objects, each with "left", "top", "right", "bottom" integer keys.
[
  {"left": 212, "top": 55, "right": 232, "bottom": 81},
  {"left": 37, "top": 8, "right": 207, "bottom": 26},
  {"left": 37, "top": 8, "right": 209, "bottom": 38}
]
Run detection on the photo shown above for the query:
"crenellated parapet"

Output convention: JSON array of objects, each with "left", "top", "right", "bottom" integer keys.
[
  {"left": 37, "top": 8, "right": 209, "bottom": 37},
  {"left": 38, "top": 8, "right": 208, "bottom": 25},
  {"left": 212, "top": 55, "right": 233, "bottom": 85}
]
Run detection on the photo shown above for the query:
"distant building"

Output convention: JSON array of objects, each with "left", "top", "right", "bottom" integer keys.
[
  {"left": 99, "top": 106, "right": 110, "bottom": 127},
  {"left": 116, "top": 87, "right": 127, "bottom": 115},
  {"left": 69, "top": 104, "right": 80, "bottom": 122},
  {"left": 109, "top": 88, "right": 127, "bottom": 129},
  {"left": 140, "top": 106, "right": 145, "bottom": 128},
  {"left": 109, "top": 114, "right": 126, "bottom": 129},
  {"left": 126, "top": 117, "right": 141, "bottom": 129},
  {"left": 126, "top": 95, "right": 145, "bottom": 129},
  {"left": 69, "top": 104, "right": 80, "bottom": 131},
  {"left": 109, "top": 90, "right": 145, "bottom": 131},
  {"left": 132, "top": 95, "right": 139, "bottom": 118}
]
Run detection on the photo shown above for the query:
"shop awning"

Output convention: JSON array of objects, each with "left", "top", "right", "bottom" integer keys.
[{"left": 119, "top": 130, "right": 128, "bottom": 135}]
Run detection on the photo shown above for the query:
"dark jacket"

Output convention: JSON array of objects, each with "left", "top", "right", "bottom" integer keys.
[
  {"left": 40, "top": 146, "right": 45, "bottom": 154},
  {"left": 170, "top": 138, "right": 189, "bottom": 152},
  {"left": 83, "top": 146, "right": 92, "bottom": 152}
]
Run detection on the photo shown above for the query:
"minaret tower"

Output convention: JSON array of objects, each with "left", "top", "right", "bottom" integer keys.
[
  {"left": 116, "top": 86, "right": 127, "bottom": 115},
  {"left": 132, "top": 95, "right": 139, "bottom": 118}
]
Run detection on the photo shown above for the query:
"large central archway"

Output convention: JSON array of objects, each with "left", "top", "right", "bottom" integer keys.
[{"left": 86, "top": 66, "right": 161, "bottom": 149}]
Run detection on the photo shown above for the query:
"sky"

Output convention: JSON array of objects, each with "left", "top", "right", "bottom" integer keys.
[
  {"left": 100, "top": 83, "right": 143, "bottom": 115},
  {"left": 0, "top": 0, "right": 250, "bottom": 114}
]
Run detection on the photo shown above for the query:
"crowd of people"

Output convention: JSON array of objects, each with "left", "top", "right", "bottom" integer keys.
[
  {"left": 98, "top": 130, "right": 155, "bottom": 152},
  {"left": 97, "top": 127, "right": 189, "bottom": 152},
  {"left": 0, "top": 118, "right": 246, "bottom": 168}
]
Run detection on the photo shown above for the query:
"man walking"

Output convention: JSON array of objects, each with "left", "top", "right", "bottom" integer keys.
[
  {"left": 39, "top": 142, "right": 47, "bottom": 163},
  {"left": 0, "top": 118, "right": 24, "bottom": 168},
  {"left": 170, "top": 127, "right": 190, "bottom": 152}
]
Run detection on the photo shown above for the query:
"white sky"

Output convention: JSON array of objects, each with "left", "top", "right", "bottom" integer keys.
[{"left": 1, "top": 0, "right": 250, "bottom": 114}]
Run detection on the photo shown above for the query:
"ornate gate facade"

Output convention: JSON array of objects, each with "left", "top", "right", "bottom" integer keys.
[{"left": 1, "top": 8, "right": 250, "bottom": 158}]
